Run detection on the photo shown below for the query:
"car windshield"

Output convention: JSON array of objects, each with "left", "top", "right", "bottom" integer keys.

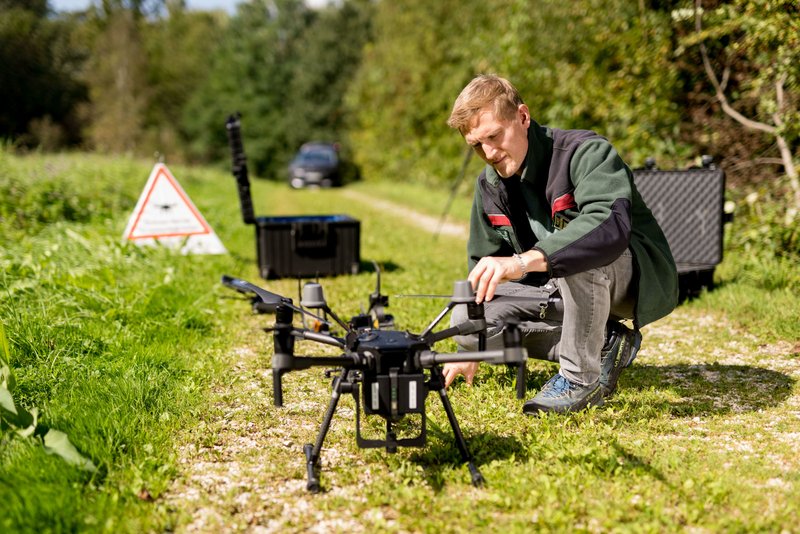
[{"left": 296, "top": 150, "right": 336, "bottom": 166}]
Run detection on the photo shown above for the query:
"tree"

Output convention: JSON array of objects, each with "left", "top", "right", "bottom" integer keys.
[
  {"left": 682, "top": 0, "right": 799, "bottom": 208},
  {"left": 346, "top": 0, "right": 689, "bottom": 185},
  {"left": 82, "top": 7, "right": 149, "bottom": 152},
  {"left": 180, "top": 0, "right": 311, "bottom": 177},
  {"left": 495, "top": 0, "right": 687, "bottom": 167},
  {"left": 141, "top": 3, "right": 225, "bottom": 160},
  {"left": 0, "top": 1, "right": 87, "bottom": 148},
  {"left": 283, "top": 0, "right": 373, "bottom": 153},
  {"left": 345, "top": 0, "right": 498, "bottom": 184}
]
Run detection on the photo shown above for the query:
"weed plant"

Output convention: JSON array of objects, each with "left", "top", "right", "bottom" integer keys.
[{"left": 1, "top": 150, "right": 798, "bottom": 532}]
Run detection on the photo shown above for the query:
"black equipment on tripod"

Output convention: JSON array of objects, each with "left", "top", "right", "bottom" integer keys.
[{"left": 224, "top": 114, "right": 361, "bottom": 279}]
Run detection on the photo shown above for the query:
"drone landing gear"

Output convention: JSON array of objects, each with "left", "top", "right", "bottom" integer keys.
[
  {"left": 303, "top": 369, "right": 352, "bottom": 493},
  {"left": 430, "top": 365, "right": 485, "bottom": 488},
  {"left": 301, "top": 367, "right": 484, "bottom": 493}
]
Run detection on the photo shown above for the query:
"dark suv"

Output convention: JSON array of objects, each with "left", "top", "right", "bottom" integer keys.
[{"left": 288, "top": 142, "right": 342, "bottom": 188}]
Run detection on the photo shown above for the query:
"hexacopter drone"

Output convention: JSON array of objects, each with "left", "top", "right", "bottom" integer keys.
[{"left": 223, "top": 272, "right": 562, "bottom": 492}]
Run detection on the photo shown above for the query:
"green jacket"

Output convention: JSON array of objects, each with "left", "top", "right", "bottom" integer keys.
[{"left": 467, "top": 122, "right": 678, "bottom": 327}]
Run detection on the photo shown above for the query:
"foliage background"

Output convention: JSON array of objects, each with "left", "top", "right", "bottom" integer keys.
[
  {"left": 1, "top": 0, "right": 797, "bottom": 195},
  {"left": 1, "top": 152, "right": 798, "bottom": 531}
]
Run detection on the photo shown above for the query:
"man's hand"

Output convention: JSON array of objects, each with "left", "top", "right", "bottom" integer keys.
[
  {"left": 443, "top": 362, "right": 479, "bottom": 388},
  {"left": 468, "top": 250, "right": 548, "bottom": 303},
  {"left": 468, "top": 256, "right": 522, "bottom": 303}
]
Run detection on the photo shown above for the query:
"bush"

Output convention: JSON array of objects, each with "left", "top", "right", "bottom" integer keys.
[
  {"left": 0, "top": 152, "right": 138, "bottom": 235},
  {"left": 718, "top": 185, "right": 800, "bottom": 295}
]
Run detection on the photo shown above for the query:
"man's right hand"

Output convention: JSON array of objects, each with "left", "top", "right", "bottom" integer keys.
[
  {"left": 468, "top": 249, "right": 549, "bottom": 303},
  {"left": 442, "top": 362, "right": 479, "bottom": 388}
]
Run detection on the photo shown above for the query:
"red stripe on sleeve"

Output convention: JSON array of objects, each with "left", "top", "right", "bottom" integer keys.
[
  {"left": 487, "top": 214, "right": 512, "bottom": 226},
  {"left": 551, "top": 193, "right": 577, "bottom": 217}
]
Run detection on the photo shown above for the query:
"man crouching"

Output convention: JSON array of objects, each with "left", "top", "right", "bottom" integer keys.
[{"left": 443, "top": 75, "right": 678, "bottom": 414}]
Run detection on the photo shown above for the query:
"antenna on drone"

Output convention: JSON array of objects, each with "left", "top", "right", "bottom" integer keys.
[{"left": 368, "top": 261, "right": 393, "bottom": 328}]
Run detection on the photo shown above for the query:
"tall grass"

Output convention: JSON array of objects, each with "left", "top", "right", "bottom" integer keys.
[{"left": 1, "top": 152, "right": 239, "bottom": 531}]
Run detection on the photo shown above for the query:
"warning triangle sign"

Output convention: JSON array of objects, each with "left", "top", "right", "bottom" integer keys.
[{"left": 123, "top": 163, "right": 227, "bottom": 255}]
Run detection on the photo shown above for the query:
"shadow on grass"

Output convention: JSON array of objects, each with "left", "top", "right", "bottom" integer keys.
[
  {"left": 505, "top": 359, "right": 794, "bottom": 418},
  {"left": 624, "top": 363, "right": 795, "bottom": 416},
  {"left": 407, "top": 430, "right": 526, "bottom": 492},
  {"left": 407, "top": 430, "right": 671, "bottom": 492},
  {"left": 358, "top": 260, "right": 401, "bottom": 274},
  {"left": 475, "top": 362, "right": 557, "bottom": 393},
  {"left": 400, "top": 363, "right": 793, "bottom": 491}
]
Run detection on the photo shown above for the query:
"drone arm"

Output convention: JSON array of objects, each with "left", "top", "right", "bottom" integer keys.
[
  {"left": 287, "top": 355, "right": 360, "bottom": 370},
  {"left": 422, "top": 297, "right": 487, "bottom": 344},
  {"left": 418, "top": 320, "right": 527, "bottom": 399},
  {"left": 222, "top": 275, "right": 289, "bottom": 308},
  {"left": 321, "top": 306, "right": 352, "bottom": 333},
  {"left": 424, "top": 317, "right": 487, "bottom": 344},
  {"left": 419, "top": 349, "right": 507, "bottom": 366},
  {"left": 419, "top": 302, "right": 455, "bottom": 339},
  {"left": 272, "top": 350, "right": 359, "bottom": 408},
  {"left": 294, "top": 329, "right": 346, "bottom": 349}
]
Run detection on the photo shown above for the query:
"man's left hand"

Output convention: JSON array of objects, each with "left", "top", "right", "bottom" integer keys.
[{"left": 443, "top": 362, "right": 479, "bottom": 388}]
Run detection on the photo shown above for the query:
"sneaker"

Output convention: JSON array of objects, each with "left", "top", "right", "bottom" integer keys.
[
  {"left": 522, "top": 373, "right": 604, "bottom": 415},
  {"left": 599, "top": 322, "right": 642, "bottom": 397}
]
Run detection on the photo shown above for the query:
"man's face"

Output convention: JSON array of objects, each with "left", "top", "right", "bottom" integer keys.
[{"left": 464, "top": 104, "right": 530, "bottom": 178}]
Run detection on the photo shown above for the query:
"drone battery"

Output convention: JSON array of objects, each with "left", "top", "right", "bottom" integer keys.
[
  {"left": 632, "top": 166, "right": 727, "bottom": 298},
  {"left": 253, "top": 215, "right": 360, "bottom": 279},
  {"left": 363, "top": 373, "right": 426, "bottom": 416}
]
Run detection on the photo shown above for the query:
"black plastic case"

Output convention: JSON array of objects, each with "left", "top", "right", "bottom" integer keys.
[
  {"left": 633, "top": 166, "right": 727, "bottom": 298},
  {"left": 254, "top": 215, "right": 360, "bottom": 279},
  {"left": 226, "top": 114, "right": 361, "bottom": 279}
]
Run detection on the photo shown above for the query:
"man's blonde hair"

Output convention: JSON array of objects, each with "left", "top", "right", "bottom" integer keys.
[{"left": 447, "top": 75, "right": 524, "bottom": 134}]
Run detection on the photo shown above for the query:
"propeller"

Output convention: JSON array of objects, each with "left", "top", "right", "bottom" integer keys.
[
  {"left": 222, "top": 274, "right": 287, "bottom": 305},
  {"left": 395, "top": 290, "right": 563, "bottom": 321},
  {"left": 221, "top": 275, "right": 332, "bottom": 326},
  {"left": 396, "top": 293, "right": 546, "bottom": 304}
]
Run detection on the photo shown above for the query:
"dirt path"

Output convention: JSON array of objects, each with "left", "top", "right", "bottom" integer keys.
[
  {"left": 164, "top": 198, "right": 467, "bottom": 531},
  {"left": 165, "top": 342, "right": 378, "bottom": 532},
  {"left": 340, "top": 190, "right": 468, "bottom": 239},
  {"left": 163, "top": 304, "right": 800, "bottom": 532}
]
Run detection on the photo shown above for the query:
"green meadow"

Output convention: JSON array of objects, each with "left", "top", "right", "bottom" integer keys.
[{"left": 1, "top": 151, "right": 798, "bottom": 532}]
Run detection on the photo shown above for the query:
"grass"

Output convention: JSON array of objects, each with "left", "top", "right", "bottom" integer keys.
[{"left": 1, "top": 150, "right": 799, "bottom": 532}]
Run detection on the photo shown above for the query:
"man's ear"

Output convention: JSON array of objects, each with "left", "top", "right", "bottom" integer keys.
[{"left": 518, "top": 104, "right": 531, "bottom": 127}]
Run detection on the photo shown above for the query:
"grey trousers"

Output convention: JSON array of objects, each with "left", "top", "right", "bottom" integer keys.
[{"left": 451, "top": 250, "right": 636, "bottom": 386}]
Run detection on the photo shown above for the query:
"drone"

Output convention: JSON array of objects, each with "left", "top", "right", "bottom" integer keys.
[{"left": 222, "top": 271, "right": 562, "bottom": 492}]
